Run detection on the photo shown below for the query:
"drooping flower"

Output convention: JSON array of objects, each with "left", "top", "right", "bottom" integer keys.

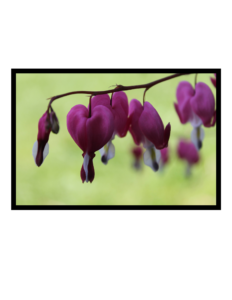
[
  {"left": 174, "top": 81, "right": 216, "bottom": 150},
  {"left": 67, "top": 100, "right": 114, "bottom": 183},
  {"left": 131, "top": 146, "right": 143, "bottom": 170},
  {"left": 32, "top": 112, "right": 51, "bottom": 167},
  {"left": 128, "top": 99, "right": 171, "bottom": 172},
  {"left": 96, "top": 92, "right": 129, "bottom": 164},
  {"left": 177, "top": 140, "right": 199, "bottom": 176},
  {"left": 210, "top": 73, "right": 216, "bottom": 88}
]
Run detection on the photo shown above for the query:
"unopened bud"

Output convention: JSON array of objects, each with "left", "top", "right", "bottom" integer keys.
[{"left": 50, "top": 111, "right": 59, "bottom": 134}]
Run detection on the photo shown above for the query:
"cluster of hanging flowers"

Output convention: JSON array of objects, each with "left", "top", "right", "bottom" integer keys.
[
  {"left": 174, "top": 75, "right": 216, "bottom": 175},
  {"left": 32, "top": 73, "right": 217, "bottom": 182},
  {"left": 33, "top": 91, "right": 171, "bottom": 183}
]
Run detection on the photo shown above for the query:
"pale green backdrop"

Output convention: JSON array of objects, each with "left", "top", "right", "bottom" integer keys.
[{"left": 16, "top": 73, "right": 216, "bottom": 205}]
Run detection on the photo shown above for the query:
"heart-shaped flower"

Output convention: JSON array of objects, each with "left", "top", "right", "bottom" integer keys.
[
  {"left": 128, "top": 100, "right": 171, "bottom": 172},
  {"left": 67, "top": 101, "right": 114, "bottom": 182},
  {"left": 174, "top": 81, "right": 216, "bottom": 128},
  {"left": 95, "top": 92, "right": 129, "bottom": 164},
  {"left": 174, "top": 81, "right": 216, "bottom": 150}
]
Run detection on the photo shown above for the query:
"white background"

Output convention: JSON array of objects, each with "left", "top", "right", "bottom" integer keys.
[{"left": 0, "top": 0, "right": 230, "bottom": 299}]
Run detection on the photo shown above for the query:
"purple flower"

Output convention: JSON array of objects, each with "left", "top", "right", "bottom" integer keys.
[
  {"left": 177, "top": 140, "right": 199, "bottom": 165},
  {"left": 67, "top": 98, "right": 114, "bottom": 183},
  {"left": 131, "top": 146, "right": 143, "bottom": 170},
  {"left": 174, "top": 81, "right": 216, "bottom": 150},
  {"left": 128, "top": 100, "right": 171, "bottom": 172},
  {"left": 177, "top": 140, "right": 200, "bottom": 176},
  {"left": 93, "top": 92, "right": 129, "bottom": 165},
  {"left": 32, "top": 112, "right": 51, "bottom": 166}
]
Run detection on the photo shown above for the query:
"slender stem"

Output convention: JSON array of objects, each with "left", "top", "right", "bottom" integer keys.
[
  {"left": 195, "top": 73, "right": 198, "bottom": 87},
  {"left": 110, "top": 92, "right": 114, "bottom": 106},
  {"left": 47, "top": 73, "right": 190, "bottom": 110},
  {"left": 143, "top": 88, "right": 148, "bottom": 105}
]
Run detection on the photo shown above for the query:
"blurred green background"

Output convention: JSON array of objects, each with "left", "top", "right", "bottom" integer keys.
[{"left": 16, "top": 73, "right": 216, "bottom": 205}]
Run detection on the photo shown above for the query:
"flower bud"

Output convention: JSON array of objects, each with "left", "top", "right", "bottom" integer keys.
[
  {"left": 50, "top": 109, "right": 59, "bottom": 134},
  {"left": 45, "top": 115, "right": 51, "bottom": 132}
]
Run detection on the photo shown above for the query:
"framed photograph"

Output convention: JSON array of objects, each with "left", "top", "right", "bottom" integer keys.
[{"left": 12, "top": 69, "right": 220, "bottom": 209}]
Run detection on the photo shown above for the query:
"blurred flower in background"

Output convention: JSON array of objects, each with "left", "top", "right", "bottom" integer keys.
[
  {"left": 159, "top": 147, "right": 169, "bottom": 171},
  {"left": 177, "top": 140, "right": 200, "bottom": 177},
  {"left": 174, "top": 81, "right": 216, "bottom": 151},
  {"left": 131, "top": 146, "right": 143, "bottom": 170}
]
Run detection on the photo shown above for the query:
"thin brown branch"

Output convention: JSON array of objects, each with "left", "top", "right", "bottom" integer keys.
[{"left": 47, "top": 73, "right": 191, "bottom": 110}]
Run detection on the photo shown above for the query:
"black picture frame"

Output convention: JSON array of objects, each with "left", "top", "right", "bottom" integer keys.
[{"left": 12, "top": 68, "right": 221, "bottom": 210}]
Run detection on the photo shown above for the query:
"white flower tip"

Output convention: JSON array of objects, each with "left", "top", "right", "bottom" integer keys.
[
  {"left": 83, "top": 153, "right": 90, "bottom": 182},
  {"left": 143, "top": 147, "right": 161, "bottom": 172},
  {"left": 107, "top": 142, "right": 115, "bottom": 160},
  {"left": 43, "top": 142, "right": 49, "bottom": 160},
  {"left": 32, "top": 141, "right": 38, "bottom": 164},
  {"left": 190, "top": 112, "right": 202, "bottom": 128},
  {"left": 99, "top": 141, "right": 115, "bottom": 165},
  {"left": 32, "top": 141, "right": 49, "bottom": 166},
  {"left": 191, "top": 127, "right": 204, "bottom": 150}
]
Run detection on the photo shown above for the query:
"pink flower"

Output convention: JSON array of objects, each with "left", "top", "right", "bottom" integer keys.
[
  {"left": 174, "top": 81, "right": 216, "bottom": 150},
  {"left": 67, "top": 100, "right": 114, "bottom": 183},
  {"left": 175, "top": 81, "right": 216, "bottom": 128},
  {"left": 95, "top": 92, "right": 129, "bottom": 164},
  {"left": 128, "top": 100, "right": 171, "bottom": 171},
  {"left": 177, "top": 140, "right": 199, "bottom": 164},
  {"left": 131, "top": 146, "right": 143, "bottom": 170},
  {"left": 32, "top": 112, "right": 51, "bottom": 166},
  {"left": 177, "top": 140, "right": 200, "bottom": 176},
  {"left": 161, "top": 147, "right": 169, "bottom": 165},
  {"left": 210, "top": 73, "right": 216, "bottom": 88}
]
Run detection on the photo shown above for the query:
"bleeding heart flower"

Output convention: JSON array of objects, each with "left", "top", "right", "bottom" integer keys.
[
  {"left": 32, "top": 112, "right": 51, "bottom": 167},
  {"left": 96, "top": 92, "right": 129, "bottom": 164},
  {"left": 128, "top": 99, "right": 171, "bottom": 172},
  {"left": 67, "top": 101, "right": 114, "bottom": 183},
  {"left": 210, "top": 73, "right": 216, "bottom": 88},
  {"left": 131, "top": 146, "right": 143, "bottom": 170},
  {"left": 177, "top": 140, "right": 200, "bottom": 176},
  {"left": 174, "top": 81, "right": 216, "bottom": 150}
]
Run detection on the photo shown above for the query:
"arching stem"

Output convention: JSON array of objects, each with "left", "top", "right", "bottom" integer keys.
[
  {"left": 195, "top": 73, "right": 198, "bottom": 87},
  {"left": 47, "top": 73, "right": 191, "bottom": 111},
  {"left": 143, "top": 88, "right": 148, "bottom": 105}
]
